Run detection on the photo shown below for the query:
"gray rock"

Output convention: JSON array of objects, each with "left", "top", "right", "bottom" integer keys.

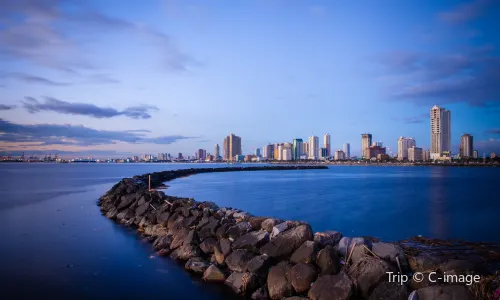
[
  {"left": 105, "top": 207, "right": 118, "bottom": 219},
  {"left": 267, "top": 261, "right": 293, "bottom": 299},
  {"left": 233, "top": 211, "right": 252, "bottom": 222},
  {"left": 247, "top": 254, "right": 273, "bottom": 276},
  {"left": 170, "top": 227, "right": 190, "bottom": 250},
  {"left": 408, "top": 254, "right": 443, "bottom": 273},
  {"left": 372, "top": 242, "right": 409, "bottom": 271},
  {"left": 260, "top": 225, "right": 314, "bottom": 259},
  {"left": 251, "top": 287, "right": 269, "bottom": 300},
  {"left": 415, "top": 285, "right": 474, "bottom": 300},
  {"left": 185, "top": 257, "right": 210, "bottom": 273},
  {"left": 184, "top": 230, "right": 199, "bottom": 246},
  {"left": 225, "top": 272, "right": 259, "bottom": 295},
  {"left": 200, "top": 238, "right": 218, "bottom": 254},
  {"left": 270, "top": 222, "right": 289, "bottom": 239},
  {"left": 198, "top": 216, "right": 220, "bottom": 240},
  {"left": 225, "top": 249, "right": 256, "bottom": 272},
  {"left": 135, "top": 202, "right": 150, "bottom": 216},
  {"left": 182, "top": 215, "right": 199, "bottom": 227},
  {"left": 143, "top": 224, "right": 167, "bottom": 237},
  {"left": 117, "top": 194, "right": 136, "bottom": 210},
  {"left": 338, "top": 237, "right": 372, "bottom": 256},
  {"left": 233, "top": 230, "right": 270, "bottom": 252},
  {"left": 203, "top": 264, "right": 227, "bottom": 282},
  {"left": 156, "top": 211, "right": 170, "bottom": 225},
  {"left": 308, "top": 274, "right": 354, "bottom": 300},
  {"left": 290, "top": 263, "right": 318, "bottom": 294},
  {"left": 116, "top": 208, "right": 134, "bottom": 220},
  {"left": 291, "top": 240, "right": 317, "bottom": 264},
  {"left": 249, "top": 217, "right": 268, "bottom": 230},
  {"left": 368, "top": 281, "right": 408, "bottom": 300},
  {"left": 220, "top": 238, "right": 232, "bottom": 256},
  {"left": 316, "top": 245, "right": 341, "bottom": 275},
  {"left": 216, "top": 223, "right": 232, "bottom": 239},
  {"left": 283, "top": 297, "right": 309, "bottom": 300},
  {"left": 153, "top": 235, "right": 173, "bottom": 250},
  {"left": 440, "top": 259, "right": 477, "bottom": 276},
  {"left": 314, "top": 231, "right": 343, "bottom": 249},
  {"left": 350, "top": 244, "right": 370, "bottom": 265},
  {"left": 261, "top": 218, "right": 281, "bottom": 233},
  {"left": 169, "top": 243, "right": 201, "bottom": 261},
  {"left": 227, "top": 222, "right": 252, "bottom": 241},
  {"left": 348, "top": 256, "right": 397, "bottom": 299},
  {"left": 214, "top": 244, "right": 226, "bottom": 265}
]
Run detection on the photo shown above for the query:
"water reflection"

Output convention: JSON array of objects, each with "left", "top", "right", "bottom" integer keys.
[{"left": 428, "top": 167, "right": 450, "bottom": 239}]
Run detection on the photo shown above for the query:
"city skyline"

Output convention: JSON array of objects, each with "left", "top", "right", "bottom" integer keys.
[{"left": 1, "top": 1, "right": 500, "bottom": 158}]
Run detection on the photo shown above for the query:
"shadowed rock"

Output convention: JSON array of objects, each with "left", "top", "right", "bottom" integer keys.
[
  {"left": 290, "top": 263, "right": 318, "bottom": 294},
  {"left": 203, "top": 264, "right": 227, "bottom": 283},
  {"left": 169, "top": 244, "right": 201, "bottom": 261},
  {"left": 291, "top": 241, "right": 317, "bottom": 264},
  {"left": 247, "top": 254, "right": 273, "bottom": 277},
  {"left": 260, "top": 225, "right": 314, "bottom": 259},
  {"left": 349, "top": 256, "right": 397, "bottom": 299},
  {"left": 372, "top": 242, "right": 409, "bottom": 271},
  {"left": 414, "top": 285, "right": 474, "bottom": 300},
  {"left": 226, "top": 249, "right": 256, "bottom": 272},
  {"left": 249, "top": 217, "right": 268, "bottom": 230},
  {"left": 233, "top": 230, "right": 270, "bottom": 252},
  {"left": 225, "top": 272, "right": 259, "bottom": 295},
  {"left": 200, "top": 237, "right": 218, "bottom": 254},
  {"left": 368, "top": 282, "right": 408, "bottom": 300},
  {"left": 185, "top": 257, "right": 210, "bottom": 273},
  {"left": 153, "top": 235, "right": 173, "bottom": 250},
  {"left": 314, "top": 231, "right": 342, "bottom": 249},
  {"left": 267, "top": 261, "right": 294, "bottom": 299},
  {"left": 316, "top": 245, "right": 341, "bottom": 275},
  {"left": 227, "top": 222, "right": 252, "bottom": 241},
  {"left": 251, "top": 286, "right": 269, "bottom": 300},
  {"left": 308, "top": 274, "right": 354, "bottom": 300},
  {"left": 261, "top": 218, "right": 282, "bottom": 233}
]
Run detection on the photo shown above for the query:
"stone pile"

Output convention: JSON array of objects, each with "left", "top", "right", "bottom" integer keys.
[{"left": 98, "top": 167, "right": 500, "bottom": 300}]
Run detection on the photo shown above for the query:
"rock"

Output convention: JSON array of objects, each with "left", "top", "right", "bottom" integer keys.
[
  {"left": 143, "top": 224, "right": 167, "bottom": 237},
  {"left": 314, "top": 231, "right": 343, "bottom": 249},
  {"left": 284, "top": 297, "right": 309, "bottom": 300},
  {"left": 105, "top": 207, "right": 118, "bottom": 219},
  {"left": 225, "top": 272, "right": 259, "bottom": 295},
  {"left": 233, "top": 230, "right": 270, "bottom": 252},
  {"left": 199, "top": 201, "right": 218, "bottom": 210},
  {"left": 247, "top": 254, "right": 273, "bottom": 277},
  {"left": 181, "top": 206, "right": 191, "bottom": 218},
  {"left": 440, "top": 259, "right": 477, "bottom": 276},
  {"left": 409, "top": 271, "right": 439, "bottom": 290},
  {"left": 137, "top": 195, "right": 146, "bottom": 206},
  {"left": 290, "top": 263, "right": 318, "bottom": 294},
  {"left": 261, "top": 218, "right": 281, "bottom": 233},
  {"left": 270, "top": 222, "right": 289, "bottom": 239},
  {"left": 153, "top": 235, "right": 173, "bottom": 250},
  {"left": 198, "top": 217, "right": 220, "bottom": 240},
  {"left": 196, "top": 217, "right": 210, "bottom": 229},
  {"left": 182, "top": 215, "right": 199, "bottom": 227},
  {"left": 200, "top": 238, "right": 218, "bottom": 254},
  {"left": 156, "top": 211, "right": 170, "bottom": 225},
  {"left": 249, "top": 217, "right": 268, "bottom": 230},
  {"left": 308, "top": 274, "right": 354, "bottom": 300},
  {"left": 216, "top": 223, "right": 232, "bottom": 239},
  {"left": 368, "top": 282, "right": 407, "bottom": 300},
  {"left": 203, "top": 264, "right": 227, "bottom": 283},
  {"left": 234, "top": 211, "right": 252, "bottom": 222},
  {"left": 350, "top": 244, "right": 370, "bottom": 265},
  {"left": 214, "top": 244, "right": 226, "bottom": 265},
  {"left": 170, "top": 227, "right": 190, "bottom": 250},
  {"left": 117, "top": 194, "right": 136, "bottom": 210},
  {"left": 372, "top": 242, "right": 409, "bottom": 271},
  {"left": 135, "top": 202, "right": 150, "bottom": 216},
  {"left": 184, "top": 230, "right": 199, "bottom": 246},
  {"left": 116, "top": 208, "right": 134, "bottom": 220},
  {"left": 251, "top": 287, "right": 269, "bottom": 300},
  {"left": 220, "top": 238, "right": 232, "bottom": 256},
  {"left": 267, "top": 261, "right": 293, "bottom": 299},
  {"left": 169, "top": 244, "right": 201, "bottom": 261},
  {"left": 225, "top": 249, "right": 256, "bottom": 272},
  {"left": 348, "top": 256, "right": 397, "bottom": 299},
  {"left": 414, "top": 285, "right": 474, "bottom": 300},
  {"left": 260, "top": 225, "right": 314, "bottom": 259},
  {"left": 227, "top": 222, "right": 252, "bottom": 241},
  {"left": 291, "top": 241, "right": 317, "bottom": 264},
  {"left": 408, "top": 254, "right": 443, "bottom": 273},
  {"left": 338, "top": 237, "right": 372, "bottom": 256},
  {"left": 316, "top": 245, "right": 341, "bottom": 275},
  {"left": 157, "top": 248, "right": 171, "bottom": 256},
  {"left": 185, "top": 257, "right": 210, "bottom": 273}
]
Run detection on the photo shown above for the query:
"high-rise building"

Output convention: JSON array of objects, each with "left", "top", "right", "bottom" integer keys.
[
  {"left": 459, "top": 134, "right": 473, "bottom": 158},
  {"left": 223, "top": 133, "right": 242, "bottom": 161},
  {"left": 274, "top": 143, "right": 283, "bottom": 160},
  {"left": 293, "top": 139, "right": 304, "bottom": 160},
  {"left": 423, "top": 150, "right": 431, "bottom": 161},
  {"left": 178, "top": 153, "right": 183, "bottom": 160},
  {"left": 473, "top": 150, "right": 478, "bottom": 159},
  {"left": 320, "top": 148, "right": 328, "bottom": 159},
  {"left": 361, "top": 134, "right": 372, "bottom": 159},
  {"left": 303, "top": 142, "right": 309, "bottom": 157},
  {"left": 308, "top": 136, "right": 319, "bottom": 160},
  {"left": 255, "top": 148, "right": 261, "bottom": 157},
  {"left": 408, "top": 146, "right": 423, "bottom": 162},
  {"left": 430, "top": 105, "right": 451, "bottom": 159},
  {"left": 492, "top": 152, "right": 497, "bottom": 159},
  {"left": 263, "top": 144, "right": 273, "bottom": 159},
  {"left": 366, "top": 145, "right": 386, "bottom": 160},
  {"left": 343, "top": 143, "right": 350, "bottom": 159},
  {"left": 397, "top": 137, "right": 416, "bottom": 161},
  {"left": 334, "top": 150, "right": 345, "bottom": 160},
  {"left": 214, "top": 144, "right": 220, "bottom": 160},
  {"left": 282, "top": 144, "right": 292, "bottom": 161},
  {"left": 197, "top": 149, "right": 206, "bottom": 161},
  {"left": 324, "top": 134, "right": 331, "bottom": 157}
]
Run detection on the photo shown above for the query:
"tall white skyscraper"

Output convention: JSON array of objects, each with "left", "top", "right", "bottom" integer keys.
[
  {"left": 397, "top": 137, "right": 416, "bottom": 161},
  {"left": 308, "top": 136, "right": 319, "bottom": 160},
  {"left": 361, "top": 134, "right": 372, "bottom": 158},
  {"left": 430, "top": 105, "right": 451, "bottom": 159},
  {"left": 324, "top": 134, "right": 331, "bottom": 157},
  {"left": 343, "top": 143, "right": 350, "bottom": 159}
]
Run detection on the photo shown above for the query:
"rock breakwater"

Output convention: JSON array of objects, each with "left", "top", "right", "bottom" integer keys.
[{"left": 98, "top": 166, "right": 500, "bottom": 300}]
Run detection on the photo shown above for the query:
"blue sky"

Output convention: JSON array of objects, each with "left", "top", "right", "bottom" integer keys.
[{"left": 1, "top": 0, "right": 499, "bottom": 158}]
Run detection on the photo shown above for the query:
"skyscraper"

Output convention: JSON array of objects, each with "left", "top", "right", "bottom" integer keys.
[
  {"left": 273, "top": 143, "right": 283, "bottom": 160},
  {"left": 324, "top": 134, "right": 331, "bottom": 157},
  {"left": 473, "top": 150, "right": 478, "bottom": 159},
  {"left": 292, "top": 139, "right": 303, "bottom": 160},
  {"left": 303, "top": 142, "right": 309, "bottom": 158},
  {"left": 397, "top": 137, "right": 416, "bottom": 161},
  {"left": 343, "top": 143, "right": 351, "bottom": 159},
  {"left": 430, "top": 105, "right": 451, "bottom": 159},
  {"left": 223, "top": 133, "right": 242, "bottom": 161},
  {"left": 361, "top": 134, "right": 372, "bottom": 159},
  {"left": 214, "top": 144, "right": 220, "bottom": 159},
  {"left": 408, "top": 146, "right": 423, "bottom": 162},
  {"left": 460, "top": 134, "right": 473, "bottom": 158},
  {"left": 255, "top": 148, "right": 261, "bottom": 157},
  {"left": 197, "top": 149, "right": 206, "bottom": 161},
  {"left": 308, "top": 136, "right": 319, "bottom": 160},
  {"left": 282, "top": 143, "right": 292, "bottom": 161},
  {"left": 263, "top": 144, "right": 273, "bottom": 159}
]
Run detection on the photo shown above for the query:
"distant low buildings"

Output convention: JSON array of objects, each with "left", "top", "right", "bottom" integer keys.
[
  {"left": 234, "top": 154, "right": 245, "bottom": 162},
  {"left": 473, "top": 150, "right": 479, "bottom": 159},
  {"left": 244, "top": 154, "right": 256, "bottom": 162},
  {"left": 408, "top": 146, "right": 423, "bottom": 162},
  {"left": 377, "top": 153, "right": 390, "bottom": 161},
  {"left": 492, "top": 152, "right": 497, "bottom": 159},
  {"left": 366, "top": 145, "right": 386, "bottom": 160},
  {"left": 334, "top": 150, "right": 345, "bottom": 160},
  {"left": 398, "top": 137, "right": 416, "bottom": 161}
]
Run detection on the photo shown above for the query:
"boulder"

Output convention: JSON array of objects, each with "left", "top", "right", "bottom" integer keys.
[
  {"left": 290, "top": 263, "right": 318, "bottom": 294},
  {"left": 200, "top": 238, "right": 218, "bottom": 254},
  {"left": 372, "top": 242, "right": 409, "bottom": 271},
  {"left": 338, "top": 237, "right": 372, "bottom": 256},
  {"left": 291, "top": 241, "right": 317, "bottom": 264},
  {"left": 227, "top": 222, "right": 252, "bottom": 241},
  {"left": 316, "top": 245, "right": 341, "bottom": 275},
  {"left": 116, "top": 208, "right": 134, "bottom": 220},
  {"left": 247, "top": 254, "right": 273, "bottom": 277},
  {"left": 105, "top": 207, "right": 118, "bottom": 219},
  {"left": 183, "top": 230, "right": 199, "bottom": 246},
  {"left": 233, "top": 230, "right": 270, "bottom": 252},
  {"left": 408, "top": 254, "right": 443, "bottom": 273},
  {"left": 182, "top": 215, "right": 200, "bottom": 227},
  {"left": 214, "top": 244, "right": 226, "bottom": 265},
  {"left": 348, "top": 256, "right": 397, "bottom": 299},
  {"left": 314, "top": 231, "right": 343, "bottom": 249},
  {"left": 216, "top": 223, "right": 232, "bottom": 239},
  {"left": 170, "top": 227, "right": 190, "bottom": 250},
  {"left": 267, "top": 261, "right": 294, "bottom": 299},
  {"left": 284, "top": 298, "right": 309, "bottom": 300},
  {"left": 260, "top": 225, "right": 314, "bottom": 259},
  {"left": 185, "top": 257, "right": 210, "bottom": 273},
  {"left": 270, "top": 222, "right": 289, "bottom": 239},
  {"left": 117, "top": 194, "right": 136, "bottom": 210},
  {"left": 135, "top": 202, "right": 150, "bottom": 216},
  {"left": 196, "top": 217, "right": 210, "bottom": 229},
  {"left": 198, "top": 217, "right": 220, "bottom": 240},
  {"left": 226, "top": 249, "right": 256, "bottom": 272},
  {"left": 350, "top": 244, "right": 370, "bottom": 265},
  {"left": 225, "top": 272, "right": 259, "bottom": 295},
  {"left": 203, "top": 264, "right": 227, "bottom": 283},
  {"left": 169, "top": 244, "right": 201, "bottom": 261},
  {"left": 409, "top": 271, "right": 440, "bottom": 290},
  {"left": 220, "top": 238, "right": 232, "bottom": 256},
  {"left": 234, "top": 211, "right": 252, "bottom": 222},
  {"left": 261, "top": 218, "right": 281, "bottom": 233},
  {"left": 199, "top": 201, "right": 218, "bottom": 210},
  {"left": 414, "top": 285, "right": 475, "bottom": 300},
  {"left": 249, "top": 217, "right": 268, "bottom": 230},
  {"left": 308, "top": 274, "right": 354, "bottom": 300},
  {"left": 251, "top": 287, "right": 269, "bottom": 300},
  {"left": 157, "top": 248, "right": 171, "bottom": 256},
  {"left": 368, "top": 282, "right": 408, "bottom": 300},
  {"left": 143, "top": 224, "right": 167, "bottom": 237},
  {"left": 153, "top": 235, "right": 173, "bottom": 250},
  {"left": 156, "top": 211, "right": 171, "bottom": 225},
  {"left": 440, "top": 259, "right": 478, "bottom": 276}
]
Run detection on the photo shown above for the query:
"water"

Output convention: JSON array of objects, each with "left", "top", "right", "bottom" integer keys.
[{"left": 0, "top": 164, "right": 499, "bottom": 299}]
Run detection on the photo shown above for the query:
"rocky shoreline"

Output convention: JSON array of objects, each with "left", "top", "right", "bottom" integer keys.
[{"left": 98, "top": 166, "right": 500, "bottom": 300}]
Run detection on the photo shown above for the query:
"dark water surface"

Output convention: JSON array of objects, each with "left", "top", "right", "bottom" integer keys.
[{"left": 0, "top": 163, "right": 499, "bottom": 299}]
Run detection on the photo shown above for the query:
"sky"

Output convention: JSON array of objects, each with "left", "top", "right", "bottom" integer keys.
[{"left": 1, "top": 0, "right": 500, "bottom": 158}]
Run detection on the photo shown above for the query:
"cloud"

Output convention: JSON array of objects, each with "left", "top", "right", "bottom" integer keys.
[
  {"left": 375, "top": 47, "right": 500, "bottom": 107},
  {"left": 0, "top": 149, "right": 133, "bottom": 158},
  {"left": 393, "top": 113, "right": 428, "bottom": 124},
  {"left": 21, "top": 97, "right": 159, "bottom": 119},
  {"left": 1, "top": 72, "right": 70, "bottom": 86},
  {"left": 485, "top": 128, "right": 500, "bottom": 135},
  {"left": 439, "top": 0, "right": 496, "bottom": 24},
  {"left": 0, "top": 0, "right": 198, "bottom": 73},
  {"left": 0, "top": 104, "right": 16, "bottom": 110},
  {"left": 0, "top": 118, "right": 194, "bottom": 146},
  {"left": 475, "top": 138, "right": 500, "bottom": 153}
]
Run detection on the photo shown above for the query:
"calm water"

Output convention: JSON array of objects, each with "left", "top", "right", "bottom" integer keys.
[{"left": 0, "top": 163, "right": 499, "bottom": 299}]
